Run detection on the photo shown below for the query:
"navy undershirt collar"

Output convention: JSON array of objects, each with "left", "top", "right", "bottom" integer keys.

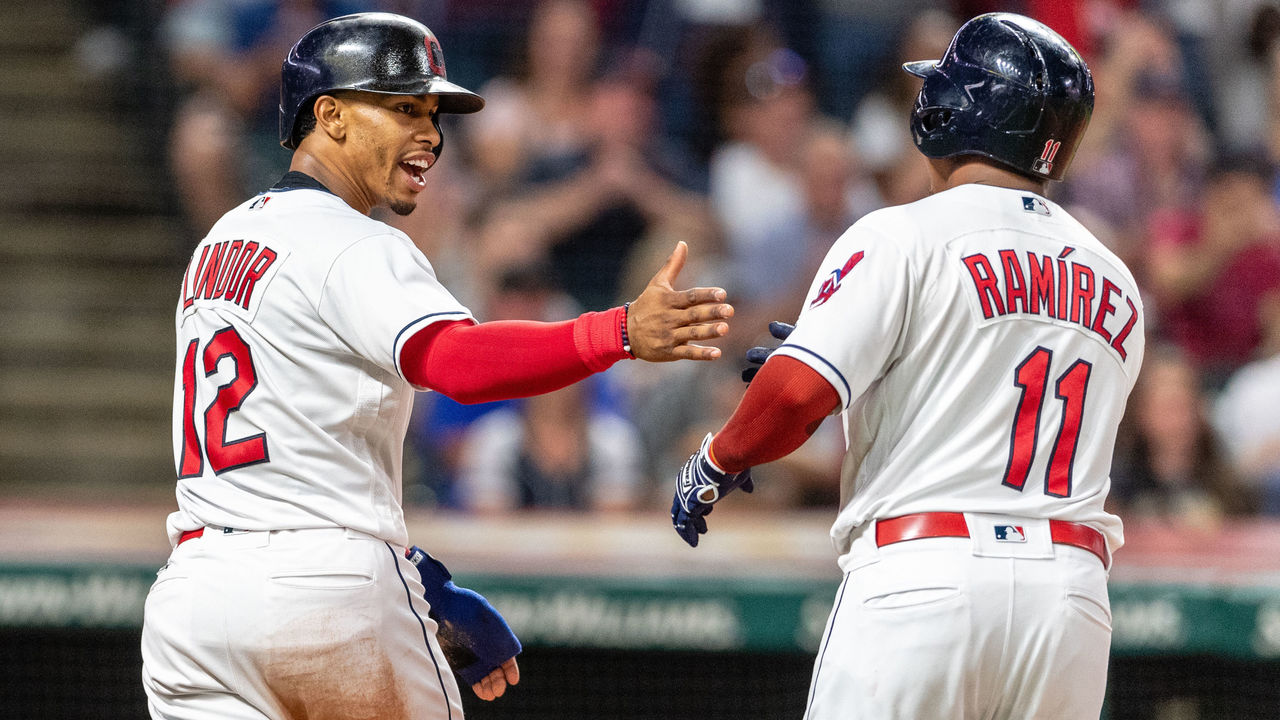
[{"left": 268, "top": 171, "right": 335, "bottom": 195}]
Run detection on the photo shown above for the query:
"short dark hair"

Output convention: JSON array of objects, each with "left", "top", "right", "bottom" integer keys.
[{"left": 291, "top": 107, "right": 317, "bottom": 147}]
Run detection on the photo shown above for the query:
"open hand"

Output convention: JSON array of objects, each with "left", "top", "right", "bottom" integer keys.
[{"left": 627, "top": 241, "right": 733, "bottom": 361}]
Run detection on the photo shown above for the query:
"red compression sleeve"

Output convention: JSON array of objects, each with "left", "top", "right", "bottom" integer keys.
[
  {"left": 709, "top": 356, "right": 841, "bottom": 473},
  {"left": 400, "top": 307, "right": 629, "bottom": 404}
]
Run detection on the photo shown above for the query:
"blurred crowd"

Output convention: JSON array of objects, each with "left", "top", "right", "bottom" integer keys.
[{"left": 146, "top": 0, "right": 1280, "bottom": 527}]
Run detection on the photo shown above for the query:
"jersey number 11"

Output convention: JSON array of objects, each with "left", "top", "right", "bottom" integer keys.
[{"left": 1002, "top": 346, "right": 1091, "bottom": 498}]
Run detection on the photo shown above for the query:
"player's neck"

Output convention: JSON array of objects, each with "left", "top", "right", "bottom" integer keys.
[
  {"left": 929, "top": 158, "right": 1048, "bottom": 196},
  {"left": 288, "top": 151, "right": 376, "bottom": 215}
]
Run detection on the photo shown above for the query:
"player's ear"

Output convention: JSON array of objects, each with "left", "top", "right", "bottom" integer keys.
[{"left": 312, "top": 94, "right": 347, "bottom": 142}]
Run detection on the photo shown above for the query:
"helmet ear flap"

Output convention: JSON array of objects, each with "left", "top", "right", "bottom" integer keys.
[
  {"left": 431, "top": 114, "right": 443, "bottom": 160},
  {"left": 920, "top": 108, "right": 953, "bottom": 134}
]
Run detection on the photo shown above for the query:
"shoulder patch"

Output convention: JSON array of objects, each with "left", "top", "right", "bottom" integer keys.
[{"left": 809, "top": 251, "right": 865, "bottom": 309}]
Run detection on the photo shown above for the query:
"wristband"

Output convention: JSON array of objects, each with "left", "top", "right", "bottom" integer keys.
[{"left": 621, "top": 302, "right": 634, "bottom": 357}]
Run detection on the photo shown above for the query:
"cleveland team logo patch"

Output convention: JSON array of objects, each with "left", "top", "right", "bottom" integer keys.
[
  {"left": 994, "top": 525, "right": 1026, "bottom": 543},
  {"left": 809, "top": 251, "right": 865, "bottom": 308}
]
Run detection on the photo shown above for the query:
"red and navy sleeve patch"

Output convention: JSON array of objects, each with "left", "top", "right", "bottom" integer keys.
[{"left": 809, "top": 251, "right": 865, "bottom": 309}]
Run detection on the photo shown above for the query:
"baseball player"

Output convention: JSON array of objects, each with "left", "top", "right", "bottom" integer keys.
[
  {"left": 141, "top": 12, "right": 733, "bottom": 720},
  {"left": 672, "top": 13, "right": 1144, "bottom": 719}
]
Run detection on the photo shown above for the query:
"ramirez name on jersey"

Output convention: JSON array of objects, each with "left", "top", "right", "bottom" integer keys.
[{"left": 960, "top": 246, "right": 1139, "bottom": 361}]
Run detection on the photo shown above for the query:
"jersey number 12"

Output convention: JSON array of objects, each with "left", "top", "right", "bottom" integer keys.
[
  {"left": 178, "top": 326, "right": 269, "bottom": 477},
  {"left": 1002, "top": 346, "right": 1091, "bottom": 498}
]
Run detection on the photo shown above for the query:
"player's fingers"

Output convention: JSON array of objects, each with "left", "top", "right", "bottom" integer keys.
[
  {"left": 667, "top": 343, "right": 723, "bottom": 361},
  {"left": 648, "top": 240, "right": 688, "bottom": 289},
  {"left": 692, "top": 513, "right": 708, "bottom": 534},
  {"left": 502, "top": 657, "right": 520, "bottom": 686},
  {"left": 679, "top": 521, "right": 699, "bottom": 547},
  {"left": 671, "top": 322, "right": 729, "bottom": 346},
  {"left": 476, "top": 667, "right": 506, "bottom": 700},
  {"left": 671, "top": 286, "right": 729, "bottom": 310},
  {"left": 487, "top": 667, "right": 508, "bottom": 698},
  {"left": 670, "top": 297, "right": 733, "bottom": 323}
]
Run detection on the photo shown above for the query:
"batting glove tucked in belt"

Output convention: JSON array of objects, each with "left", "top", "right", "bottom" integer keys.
[
  {"left": 406, "top": 546, "right": 522, "bottom": 685},
  {"left": 671, "top": 433, "right": 754, "bottom": 547}
]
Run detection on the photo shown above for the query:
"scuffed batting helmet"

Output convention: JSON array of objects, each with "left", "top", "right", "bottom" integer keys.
[
  {"left": 903, "top": 13, "right": 1093, "bottom": 182},
  {"left": 279, "top": 12, "right": 484, "bottom": 150}
]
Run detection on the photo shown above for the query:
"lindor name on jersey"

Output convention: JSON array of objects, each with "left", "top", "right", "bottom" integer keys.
[
  {"left": 181, "top": 239, "right": 281, "bottom": 315},
  {"left": 961, "top": 246, "right": 1139, "bottom": 362}
]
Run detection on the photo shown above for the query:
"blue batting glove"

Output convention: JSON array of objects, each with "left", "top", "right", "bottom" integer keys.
[
  {"left": 671, "top": 433, "right": 754, "bottom": 547},
  {"left": 406, "top": 546, "right": 522, "bottom": 686},
  {"left": 741, "top": 321, "right": 795, "bottom": 383}
]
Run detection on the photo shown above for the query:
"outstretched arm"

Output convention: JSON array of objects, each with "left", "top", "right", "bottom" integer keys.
[
  {"left": 709, "top": 355, "right": 840, "bottom": 473},
  {"left": 400, "top": 242, "right": 732, "bottom": 403},
  {"left": 671, "top": 355, "right": 839, "bottom": 547}
]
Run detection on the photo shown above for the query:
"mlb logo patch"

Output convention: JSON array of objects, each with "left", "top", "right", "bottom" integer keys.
[
  {"left": 1022, "top": 196, "right": 1050, "bottom": 216},
  {"left": 994, "top": 525, "right": 1026, "bottom": 543}
]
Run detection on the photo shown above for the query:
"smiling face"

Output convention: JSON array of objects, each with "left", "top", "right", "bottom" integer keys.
[{"left": 329, "top": 91, "right": 442, "bottom": 216}]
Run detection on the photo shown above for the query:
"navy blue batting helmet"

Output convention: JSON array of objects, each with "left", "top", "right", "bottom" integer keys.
[
  {"left": 279, "top": 12, "right": 484, "bottom": 150},
  {"left": 903, "top": 13, "right": 1093, "bottom": 182}
]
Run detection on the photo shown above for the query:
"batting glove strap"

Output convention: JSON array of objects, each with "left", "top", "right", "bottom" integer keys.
[
  {"left": 406, "top": 546, "right": 522, "bottom": 685},
  {"left": 671, "top": 434, "right": 754, "bottom": 547}
]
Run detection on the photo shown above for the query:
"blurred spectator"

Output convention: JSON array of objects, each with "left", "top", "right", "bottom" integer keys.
[
  {"left": 733, "top": 121, "right": 880, "bottom": 338},
  {"left": 1213, "top": 293, "right": 1280, "bottom": 514},
  {"left": 1203, "top": 3, "right": 1280, "bottom": 153},
  {"left": 1110, "top": 347, "right": 1257, "bottom": 528},
  {"left": 406, "top": 262, "right": 595, "bottom": 506},
  {"left": 454, "top": 378, "right": 645, "bottom": 512},
  {"left": 696, "top": 25, "right": 820, "bottom": 303},
  {"left": 811, "top": 0, "right": 944, "bottom": 121},
  {"left": 161, "top": 0, "right": 371, "bottom": 235},
  {"left": 490, "top": 46, "right": 718, "bottom": 310},
  {"left": 467, "top": 0, "right": 601, "bottom": 193},
  {"left": 1146, "top": 154, "right": 1280, "bottom": 385},
  {"left": 1063, "top": 11, "right": 1210, "bottom": 267},
  {"left": 849, "top": 8, "right": 959, "bottom": 207}
]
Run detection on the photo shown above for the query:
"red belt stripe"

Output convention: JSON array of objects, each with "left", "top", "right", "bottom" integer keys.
[{"left": 875, "top": 512, "right": 1109, "bottom": 568}]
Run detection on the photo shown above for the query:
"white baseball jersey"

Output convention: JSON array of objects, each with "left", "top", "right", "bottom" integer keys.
[
  {"left": 168, "top": 176, "right": 472, "bottom": 548},
  {"left": 775, "top": 183, "right": 1145, "bottom": 557}
]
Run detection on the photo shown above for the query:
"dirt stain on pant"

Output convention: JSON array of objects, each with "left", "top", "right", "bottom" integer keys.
[{"left": 260, "top": 627, "right": 413, "bottom": 720}]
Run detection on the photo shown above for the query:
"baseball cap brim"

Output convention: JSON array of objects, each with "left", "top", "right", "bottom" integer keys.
[{"left": 902, "top": 60, "right": 940, "bottom": 78}]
